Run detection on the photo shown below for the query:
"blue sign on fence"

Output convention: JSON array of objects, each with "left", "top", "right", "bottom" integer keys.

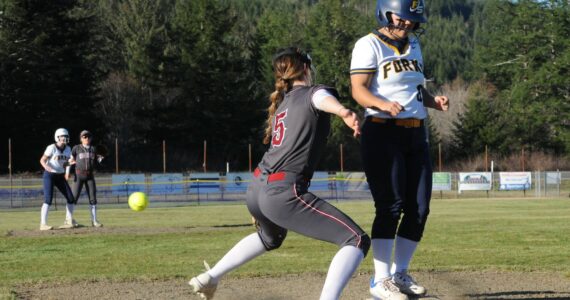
[
  {"left": 151, "top": 173, "right": 184, "bottom": 195},
  {"left": 189, "top": 172, "right": 221, "bottom": 193},
  {"left": 224, "top": 172, "right": 252, "bottom": 192},
  {"left": 310, "top": 172, "right": 330, "bottom": 192},
  {"left": 111, "top": 174, "right": 145, "bottom": 196}
]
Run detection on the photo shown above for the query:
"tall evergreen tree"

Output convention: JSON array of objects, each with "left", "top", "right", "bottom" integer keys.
[{"left": 0, "top": 0, "right": 99, "bottom": 171}]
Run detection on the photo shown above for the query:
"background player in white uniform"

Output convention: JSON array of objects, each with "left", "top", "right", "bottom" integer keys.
[
  {"left": 39, "top": 128, "right": 76, "bottom": 231},
  {"left": 188, "top": 47, "right": 370, "bottom": 300},
  {"left": 350, "top": 0, "right": 449, "bottom": 299}
]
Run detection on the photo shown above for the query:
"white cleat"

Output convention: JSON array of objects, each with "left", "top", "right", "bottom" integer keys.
[
  {"left": 188, "top": 261, "right": 218, "bottom": 299},
  {"left": 59, "top": 219, "right": 75, "bottom": 229},
  {"left": 39, "top": 224, "right": 53, "bottom": 231},
  {"left": 393, "top": 271, "right": 427, "bottom": 296},
  {"left": 92, "top": 220, "right": 103, "bottom": 228},
  {"left": 370, "top": 277, "right": 408, "bottom": 300},
  {"left": 72, "top": 219, "right": 80, "bottom": 228}
]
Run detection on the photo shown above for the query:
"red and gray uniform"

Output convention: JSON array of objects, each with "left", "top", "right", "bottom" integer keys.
[
  {"left": 248, "top": 85, "right": 370, "bottom": 255},
  {"left": 70, "top": 145, "right": 98, "bottom": 204}
]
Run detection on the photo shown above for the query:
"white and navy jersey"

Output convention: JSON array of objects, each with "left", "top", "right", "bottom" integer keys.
[
  {"left": 350, "top": 31, "right": 427, "bottom": 119},
  {"left": 258, "top": 85, "right": 336, "bottom": 179},
  {"left": 43, "top": 144, "right": 71, "bottom": 174}
]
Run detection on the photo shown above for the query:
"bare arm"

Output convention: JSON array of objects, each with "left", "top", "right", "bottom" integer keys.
[
  {"left": 350, "top": 74, "right": 403, "bottom": 117},
  {"left": 40, "top": 155, "right": 53, "bottom": 173}
]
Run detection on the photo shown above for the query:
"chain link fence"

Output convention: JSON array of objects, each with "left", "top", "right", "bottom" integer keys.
[{"left": 1, "top": 171, "right": 568, "bottom": 209}]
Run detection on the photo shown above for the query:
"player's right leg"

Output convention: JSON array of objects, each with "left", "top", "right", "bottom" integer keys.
[
  {"left": 86, "top": 178, "right": 102, "bottom": 227},
  {"left": 361, "top": 121, "right": 409, "bottom": 299},
  {"left": 40, "top": 171, "right": 54, "bottom": 231}
]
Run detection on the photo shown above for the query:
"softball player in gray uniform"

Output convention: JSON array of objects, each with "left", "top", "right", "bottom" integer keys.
[
  {"left": 39, "top": 128, "right": 76, "bottom": 231},
  {"left": 350, "top": 1, "right": 449, "bottom": 299},
  {"left": 189, "top": 47, "right": 370, "bottom": 300},
  {"left": 66, "top": 130, "right": 103, "bottom": 227}
]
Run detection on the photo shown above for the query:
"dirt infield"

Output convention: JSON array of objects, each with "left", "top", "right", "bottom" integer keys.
[{"left": 15, "top": 271, "right": 570, "bottom": 300}]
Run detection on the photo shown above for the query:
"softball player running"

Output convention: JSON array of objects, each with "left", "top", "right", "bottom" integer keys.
[
  {"left": 39, "top": 128, "right": 76, "bottom": 231},
  {"left": 350, "top": 1, "right": 449, "bottom": 299},
  {"left": 189, "top": 47, "right": 370, "bottom": 300},
  {"left": 66, "top": 130, "right": 104, "bottom": 227}
]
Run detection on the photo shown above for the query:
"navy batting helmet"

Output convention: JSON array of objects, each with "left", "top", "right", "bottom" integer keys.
[{"left": 376, "top": 0, "right": 427, "bottom": 27}]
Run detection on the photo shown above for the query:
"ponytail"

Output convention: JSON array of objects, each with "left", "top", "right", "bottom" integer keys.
[{"left": 262, "top": 47, "right": 309, "bottom": 145}]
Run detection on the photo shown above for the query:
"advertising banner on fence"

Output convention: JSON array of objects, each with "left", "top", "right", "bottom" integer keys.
[
  {"left": 111, "top": 174, "right": 146, "bottom": 196},
  {"left": 546, "top": 172, "right": 561, "bottom": 184},
  {"left": 432, "top": 172, "right": 452, "bottom": 191},
  {"left": 189, "top": 172, "right": 221, "bottom": 193},
  {"left": 150, "top": 173, "right": 184, "bottom": 195},
  {"left": 224, "top": 172, "right": 252, "bottom": 192},
  {"left": 499, "top": 172, "right": 531, "bottom": 190},
  {"left": 458, "top": 172, "right": 492, "bottom": 193}
]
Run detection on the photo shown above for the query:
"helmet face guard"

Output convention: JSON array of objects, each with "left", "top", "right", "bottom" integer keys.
[
  {"left": 54, "top": 128, "right": 70, "bottom": 144},
  {"left": 376, "top": 0, "right": 427, "bottom": 29}
]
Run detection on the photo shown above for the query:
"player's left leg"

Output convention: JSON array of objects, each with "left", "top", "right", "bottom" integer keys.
[
  {"left": 56, "top": 175, "right": 79, "bottom": 229},
  {"left": 392, "top": 128, "right": 432, "bottom": 296},
  {"left": 86, "top": 178, "right": 102, "bottom": 227},
  {"left": 261, "top": 181, "right": 370, "bottom": 300}
]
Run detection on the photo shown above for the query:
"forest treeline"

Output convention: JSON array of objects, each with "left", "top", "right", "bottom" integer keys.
[{"left": 0, "top": 0, "right": 568, "bottom": 172}]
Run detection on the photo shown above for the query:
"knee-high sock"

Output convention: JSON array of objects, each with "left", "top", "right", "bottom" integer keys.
[
  {"left": 65, "top": 203, "right": 75, "bottom": 220},
  {"left": 41, "top": 203, "right": 50, "bottom": 225},
  {"left": 320, "top": 246, "right": 364, "bottom": 300},
  {"left": 372, "top": 238, "right": 394, "bottom": 282},
  {"left": 391, "top": 236, "right": 418, "bottom": 274},
  {"left": 207, "top": 233, "right": 267, "bottom": 281},
  {"left": 90, "top": 205, "right": 97, "bottom": 221}
]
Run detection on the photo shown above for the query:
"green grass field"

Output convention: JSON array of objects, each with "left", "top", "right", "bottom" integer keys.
[{"left": 1, "top": 198, "right": 569, "bottom": 298}]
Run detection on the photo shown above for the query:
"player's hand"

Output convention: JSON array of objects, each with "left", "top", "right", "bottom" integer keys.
[
  {"left": 371, "top": 100, "right": 403, "bottom": 117},
  {"left": 339, "top": 108, "right": 361, "bottom": 137},
  {"left": 434, "top": 96, "right": 449, "bottom": 111},
  {"left": 65, "top": 174, "right": 69, "bottom": 181},
  {"left": 97, "top": 155, "right": 104, "bottom": 163}
]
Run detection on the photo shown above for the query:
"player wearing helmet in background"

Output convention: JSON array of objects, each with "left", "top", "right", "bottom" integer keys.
[
  {"left": 350, "top": 0, "right": 449, "bottom": 299},
  {"left": 39, "top": 128, "right": 76, "bottom": 231},
  {"left": 66, "top": 130, "right": 104, "bottom": 227},
  {"left": 188, "top": 47, "right": 370, "bottom": 300}
]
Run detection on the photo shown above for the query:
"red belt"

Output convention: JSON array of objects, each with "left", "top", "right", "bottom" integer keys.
[{"left": 254, "top": 168, "right": 286, "bottom": 183}]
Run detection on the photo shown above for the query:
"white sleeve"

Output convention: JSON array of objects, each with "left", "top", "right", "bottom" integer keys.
[
  {"left": 350, "top": 36, "right": 377, "bottom": 74},
  {"left": 43, "top": 145, "right": 53, "bottom": 157},
  {"left": 311, "top": 89, "right": 335, "bottom": 111}
]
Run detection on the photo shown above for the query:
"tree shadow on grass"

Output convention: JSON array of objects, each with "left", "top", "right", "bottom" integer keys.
[{"left": 466, "top": 290, "right": 570, "bottom": 300}]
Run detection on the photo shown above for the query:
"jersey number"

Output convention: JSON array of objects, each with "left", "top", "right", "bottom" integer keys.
[
  {"left": 272, "top": 110, "right": 288, "bottom": 147},
  {"left": 416, "top": 84, "right": 424, "bottom": 102}
]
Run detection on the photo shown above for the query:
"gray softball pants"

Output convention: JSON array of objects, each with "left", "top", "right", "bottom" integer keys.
[{"left": 246, "top": 170, "right": 370, "bottom": 256}]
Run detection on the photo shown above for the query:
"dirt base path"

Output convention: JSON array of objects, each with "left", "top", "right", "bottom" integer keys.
[{"left": 14, "top": 271, "right": 570, "bottom": 300}]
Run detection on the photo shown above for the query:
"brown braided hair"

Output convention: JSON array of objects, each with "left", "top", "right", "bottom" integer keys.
[{"left": 263, "top": 48, "right": 311, "bottom": 144}]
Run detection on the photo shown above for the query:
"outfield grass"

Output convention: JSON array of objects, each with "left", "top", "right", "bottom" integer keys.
[{"left": 1, "top": 198, "right": 569, "bottom": 294}]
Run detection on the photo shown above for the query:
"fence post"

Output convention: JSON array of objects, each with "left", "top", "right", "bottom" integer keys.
[
  {"left": 9, "top": 138, "right": 13, "bottom": 208},
  {"left": 115, "top": 138, "right": 119, "bottom": 174},
  {"left": 248, "top": 144, "right": 252, "bottom": 172},
  {"left": 163, "top": 140, "right": 166, "bottom": 174},
  {"left": 203, "top": 140, "right": 207, "bottom": 172}
]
